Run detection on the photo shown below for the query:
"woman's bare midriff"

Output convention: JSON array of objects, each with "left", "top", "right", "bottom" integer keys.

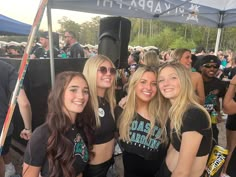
[
  {"left": 89, "top": 138, "right": 115, "bottom": 165},
  {"left": 166, "top": 144, "right": 209, "bottom": 177}
]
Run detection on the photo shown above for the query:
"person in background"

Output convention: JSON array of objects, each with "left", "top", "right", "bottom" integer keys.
[
  {"left": 7, "top": 45, "right": 22, "bottom": 58},
  {"left": 30, "top": 37, "right": 41, "bottom": 55},
  {"left": 128, "top": 51, "right": 140, "bottom": 76},
  {"left": 30, "top": 32, "right": 59, "bottom": 59},
  {"left": 172, "top": 48, "right": 205, "bottom": 105},
  {"left": 83, "top": 55, "right": 117, "bottom": 177},
  {"left": 200, "top": 55, "right": 227, "bottom": 145},
  {"left": 83, "top": 46, "right": 95, "bottom": 58},
  {"left": 64, "top": 31, "right": 84, "bottom": 59},
  {"left": 139, "top": 50, "right": 160, "bottom": 68},
  {"left": 156, "top": 62, "right": 212, "bottom": 177},
  {"left": 118, "top": 66, "right": 166, "bottom": 177},
  {"left": 22, "top": 71, "right": 95, "bottom": 177},
  {"left": 0, "top": 60, "right": 32, "bottom": 177},
  {"left": 222, "top": 75, "right": 236, "bottom": 177}
]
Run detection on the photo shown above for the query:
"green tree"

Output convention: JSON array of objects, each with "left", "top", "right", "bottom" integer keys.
[
  {"left": 170, "top": 37, "right": 196, "bottom": 49},
  {"left": 57, "top": 16, "right": 81, "bottom": 41}
]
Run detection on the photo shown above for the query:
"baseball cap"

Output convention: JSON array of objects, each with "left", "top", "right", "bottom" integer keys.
[{"left": 200, "top": 55, "right": 221, "bottom": 66}]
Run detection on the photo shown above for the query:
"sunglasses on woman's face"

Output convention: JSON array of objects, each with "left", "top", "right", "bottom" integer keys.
[
  {"left": 202, "top": 63, "right": 219, "bottom": 69},
  {"left": 98, "top": 66, "right": 116, "bottom": 75}
]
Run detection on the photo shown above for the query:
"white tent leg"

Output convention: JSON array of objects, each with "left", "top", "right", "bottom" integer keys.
[
  {"left": 47, "top": 4, "right": 55, "bottom": 86},
  {"left": 214, "top": 28, "right": 222, "bottom": 55}
]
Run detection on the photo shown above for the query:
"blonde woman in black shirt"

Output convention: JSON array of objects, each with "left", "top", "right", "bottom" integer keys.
[
  {"left": 156, "top": 63, "right": 212, "bottom": 177},
  {"left": 118, "top": 66, "right": 166, "bottom": 177},
  {"left": 83, "top": 55, "right": 117, "bottom": 177}
]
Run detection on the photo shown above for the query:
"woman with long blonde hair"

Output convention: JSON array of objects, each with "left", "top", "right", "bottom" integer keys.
[
  {"left": 118, "top": 66, "right": 166, "bottom": 177},
  {"left": 83, "top": 55, "right": 117, "bottom": 177},
  {"left": 156, "top": 62, "right": 212, "bottom": 177}
]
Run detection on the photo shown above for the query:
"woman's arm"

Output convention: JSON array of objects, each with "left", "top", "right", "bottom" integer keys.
[
  {"left": 17, "top": 89, "right": 32, "bottom": 140},
  {"left": 223, "top": 75, "right": 236, "bottom": 114},
  {"left": 22, "top": 163, "right": 41, "bottom": 177},
  {"left": 171, "top": 131, "right": 203, "bottom": 177}
]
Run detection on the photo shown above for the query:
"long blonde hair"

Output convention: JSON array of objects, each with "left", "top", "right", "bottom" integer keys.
[
  {"left": 157, "top": 62, "right": 211, "bottom": 139},
  {"left": 83, "top": 55, "right": 116, "bottom": 127},
  {"left": 119, "top": 66, "right": 166, "bottom": 141}
]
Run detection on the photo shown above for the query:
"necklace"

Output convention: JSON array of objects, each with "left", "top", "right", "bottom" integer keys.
[
  {"left": 71, "top": 124, "right": 76, "bottom": 131},
  {"left": 98, "top": 97, "right": 106, "bottom": 106}
]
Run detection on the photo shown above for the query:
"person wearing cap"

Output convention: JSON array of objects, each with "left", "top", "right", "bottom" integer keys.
[
  {"left": 30, "top": 32, "right": 59, "bottom": 59},
  {"left": 200, "top": 55, "right": 227, "bottom": 144},
  {"left": 7, "top": 45, "right": 22, "bottom": 58}
]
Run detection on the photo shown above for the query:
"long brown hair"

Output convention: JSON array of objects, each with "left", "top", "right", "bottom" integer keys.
[{"left": 46, "top": 71, "right": 95, "bottom": 177}]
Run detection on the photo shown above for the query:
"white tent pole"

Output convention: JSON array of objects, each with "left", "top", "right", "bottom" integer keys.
[
  {"left": 214, "top": 11, "right": 224, "bottom": 55},
  {"left": 214, "top": 28, "right": 221, "bottom": 55},
  {"left": 47, "top": 3, "right": 55, "bottom": 86}
]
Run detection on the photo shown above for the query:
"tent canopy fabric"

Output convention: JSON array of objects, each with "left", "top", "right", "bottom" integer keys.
[
  {"left": 48, "top": 0, "right": 236, "bottom": 53},
  {"left": 49, "top": 0, "right": 236, "bottom": 28},
  {"left": 0, "top": 14, "right": 31, "bottom": 36}
]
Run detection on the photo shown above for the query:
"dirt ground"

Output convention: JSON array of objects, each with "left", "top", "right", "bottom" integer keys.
[{"left": 11, "top": 121, "right": 227, "bottom": 176}]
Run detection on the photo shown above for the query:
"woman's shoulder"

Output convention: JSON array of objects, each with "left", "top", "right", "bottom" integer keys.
[
  {"left": 31, "top": 123, "right": 50, "bottom": 140},
  {"left": 183, "top": 106, "right": 210, "bottom": 129},
  {"left": 191, "top": 71, "right": 202, "bottom": 80}
]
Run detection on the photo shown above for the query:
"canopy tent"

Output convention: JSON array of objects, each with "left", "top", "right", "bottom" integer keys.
[
  {"left": 44, "top": 0, "right": 236, "bottom": 84},
  {"left": 0, "top": 14, "right": 31, "bottom": 36},
  {"left": 48, "top": 0, "right": 236, "bottom": 52}
]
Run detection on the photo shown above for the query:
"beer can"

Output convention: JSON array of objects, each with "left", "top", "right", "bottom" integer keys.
[{"left": 205, "top": 145, "right": 228, "bottom": 176}]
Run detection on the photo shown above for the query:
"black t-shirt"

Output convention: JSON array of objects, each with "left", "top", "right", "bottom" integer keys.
[
  {"left": 120, "top": 114, "right": 165, "bottom": 160},
  {"left": 67, "top": 42, "right": 84, "bottom": 58},
  {"left": 24, "top": 123, "right": 89, "bottom": 177},
  {"left": 94, "top": 97, "right": 116, "bottom": 144},
  {"left": 33, "top": 47, "right": 60, "bottom": 59},
  {"left": 0, "top": 60, "right": 17, "bottom": 135},
  {"left": 204, "top": 77, "right": 227, "bottom": 112},
  {"left": 168, "top": 107, "right": 212, "bottom": 157}
]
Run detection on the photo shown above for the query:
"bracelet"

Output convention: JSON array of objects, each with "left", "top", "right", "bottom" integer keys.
[{"left": 24, "top": 128, "right": 31, "bottom": 131}]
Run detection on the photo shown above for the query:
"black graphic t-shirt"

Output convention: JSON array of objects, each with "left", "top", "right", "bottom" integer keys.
[
  {"left": 204, "top": 77, "right": 227, "bottom": 113},
  {"left": 120, "top": 114, "right": 163, "bottom": 160},
  {"left": 24, "top": 123, "right": 88, "bottom": 177}
]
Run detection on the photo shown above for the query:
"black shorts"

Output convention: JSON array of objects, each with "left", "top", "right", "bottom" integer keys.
[
  {"left": 155, "top": 160, "right": 171, "bottom": 177},
  {"left": 226, "top": 114, "right": 236, "bottom": 131},
  {"left": 83, "top": 158, "right": 114, "bottom": 177},
  {"left": 1, "top": 135, "right": 12, "bottom": 156}
]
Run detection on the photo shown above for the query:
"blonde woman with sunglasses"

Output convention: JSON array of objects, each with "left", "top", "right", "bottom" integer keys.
[{"left": 83, "top": 55, "right": 117, "bottom": 177}]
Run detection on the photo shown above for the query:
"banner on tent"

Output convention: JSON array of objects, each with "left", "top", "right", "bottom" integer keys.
[{"left": 97, "top": 0, "right": 200, "bottom": 22}]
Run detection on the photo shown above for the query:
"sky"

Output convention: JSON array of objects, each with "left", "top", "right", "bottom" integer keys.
[{"left": 0, "top": 0, "right": 106, "bottom": 31}]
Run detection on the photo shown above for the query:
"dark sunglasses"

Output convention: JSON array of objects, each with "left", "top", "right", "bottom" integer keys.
[
  {"left": 98, "top": 66, "right": 116, "bottom": 75},
  {"left": 202, "top": 64, "right": 219, "bottom": 69}
]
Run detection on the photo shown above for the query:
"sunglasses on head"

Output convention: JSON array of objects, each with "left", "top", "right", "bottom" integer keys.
[
  {"left": 202, "top": 63, "right": 219, "bottom": 69},
  {"left": 98, "top": 66, "right": 116, "bottom": 75}
]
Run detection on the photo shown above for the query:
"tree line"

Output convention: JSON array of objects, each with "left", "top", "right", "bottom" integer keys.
[{"left": 2, "top": 16, "right": 236, "bottom": 52}]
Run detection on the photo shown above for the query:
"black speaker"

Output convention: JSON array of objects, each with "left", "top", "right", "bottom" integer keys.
[{"left": 98, "top": 16, "right": 131, "bottom": 68}]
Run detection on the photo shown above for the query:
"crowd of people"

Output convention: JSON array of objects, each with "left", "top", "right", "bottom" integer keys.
[
  {"left": 0, "top": 31, "right": 97, "bottom": 59},
  {"left": 0, "top": 32, "right": 236, "bottom": 177}
]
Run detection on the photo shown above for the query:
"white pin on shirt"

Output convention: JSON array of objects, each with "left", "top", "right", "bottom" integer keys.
[{"left": 98, "top": 108, "right": 105, "bottom": 117}]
